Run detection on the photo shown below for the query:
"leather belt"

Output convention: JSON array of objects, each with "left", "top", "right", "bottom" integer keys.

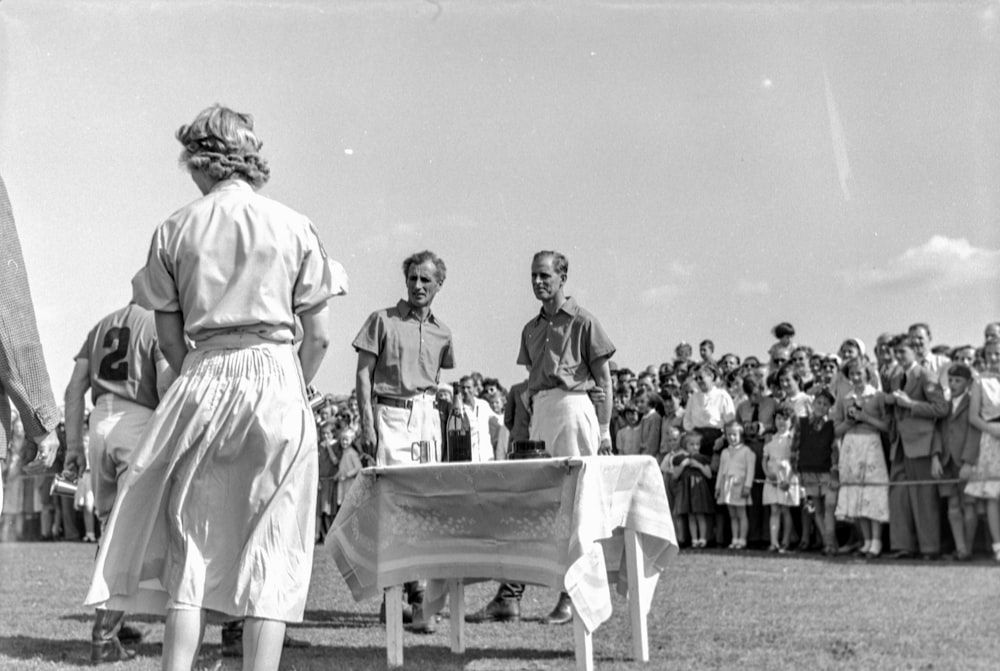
[{"left": 375, "top": 395, "right": 414, "bottom": 410}]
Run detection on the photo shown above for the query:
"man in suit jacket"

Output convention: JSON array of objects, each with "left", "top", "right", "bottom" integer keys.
[
  {"left": 885, "top": 334, "right": 949, "bottom": 559},
  {"left": 0, "top": 172, "right": 61, "bottom": 516},
  {"left": 930, "top": 363, "right": 980, "bottom": 560}
]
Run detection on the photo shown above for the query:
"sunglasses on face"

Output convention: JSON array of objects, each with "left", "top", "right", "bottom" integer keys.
[
  {"left": 744, "top": 362, "right": 759, "bottom": 369},
  {"left": 822, "top": 364, "right": 837, "bottom": 371},
  {"left": 773, "top": 358, "right": 788, "bottom": 365}
]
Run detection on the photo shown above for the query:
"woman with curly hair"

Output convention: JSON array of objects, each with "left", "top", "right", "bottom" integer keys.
[
  {"left": 86, "top": 104, "right": 346, "bottom": 670},
  {"left": 832, "top": 358, "right": 890, "bottom": 558}
]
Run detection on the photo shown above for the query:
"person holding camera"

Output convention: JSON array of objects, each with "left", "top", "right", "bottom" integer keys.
[{"left": 832, "top": 358, "right": 891, "bottom": 558}]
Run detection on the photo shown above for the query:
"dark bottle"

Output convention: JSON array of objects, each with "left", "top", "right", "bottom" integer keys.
[{"left": 446, "top": 397, "right": 473, "bottom": 462}]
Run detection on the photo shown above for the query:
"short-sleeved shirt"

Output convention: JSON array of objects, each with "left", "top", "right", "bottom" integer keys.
[
  {"left": 517, "top": 297, "right": 615, "bottom": 393},
  {"left": 75, "top": 304, "right": 162, "bottom": 410},
  {"left": 352, "top": 300, "right": 455, "bottom": 397},
  {"left": 135, "top": 179, "right": 341, "bottom": 344}
]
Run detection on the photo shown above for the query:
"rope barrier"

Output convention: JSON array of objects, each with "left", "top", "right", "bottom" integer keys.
[{"left": 750, "top": 476, "right": 999, "bottom": 487}]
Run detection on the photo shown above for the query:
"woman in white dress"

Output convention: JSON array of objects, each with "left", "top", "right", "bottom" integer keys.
[
  {"left": 85, "top": 105, "right": 345, "bottom": 670},
  {"left": 965, "top": 339, "right": 1000, "bottom": 560},
  {"left": 833, "top": 358, "right": 890, "bottom": 558}
]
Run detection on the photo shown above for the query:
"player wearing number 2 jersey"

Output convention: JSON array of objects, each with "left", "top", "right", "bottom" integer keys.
[{"left": 64, "top": 302, "right": 174, "bottom": 663}]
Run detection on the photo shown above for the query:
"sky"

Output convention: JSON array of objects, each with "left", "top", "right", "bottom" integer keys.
[{"left": 1, "top": 1, "right": 998, "bottom": 400}]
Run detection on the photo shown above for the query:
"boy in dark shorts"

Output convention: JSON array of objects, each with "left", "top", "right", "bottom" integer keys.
[{"left": 793, "top": 388, "right": 839, "bottom": 555}]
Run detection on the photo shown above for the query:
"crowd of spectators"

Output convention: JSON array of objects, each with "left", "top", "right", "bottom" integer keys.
[{"left": 5, "top": 319, "right": 1000, "bottom": 562}]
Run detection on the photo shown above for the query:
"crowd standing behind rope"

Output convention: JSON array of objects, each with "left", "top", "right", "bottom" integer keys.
[{"left": 5, "top": 320, "right": 1000, "bottom": 564}]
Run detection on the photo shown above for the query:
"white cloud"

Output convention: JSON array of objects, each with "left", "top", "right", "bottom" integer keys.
[
  {"left": 639, "top": 284, "right": 682, "bottom": 306},
  {"left": 843, "top": 236, "right": 1000, "bottom": 289},
  {"left": 734, "top": 279, "right": 770, "bottom": 295}
]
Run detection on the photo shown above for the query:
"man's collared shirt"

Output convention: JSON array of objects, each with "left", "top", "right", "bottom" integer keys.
[
  {"left": 517, "top": 297, "right": 615, "bottom": 393},
  {"left": 353, "top": 299, "right": 455, "bottom": 397}
]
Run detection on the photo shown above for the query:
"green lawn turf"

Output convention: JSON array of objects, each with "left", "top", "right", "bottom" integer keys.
[{"left": 2, "top": 541, "right": 999, "bottom": 670}]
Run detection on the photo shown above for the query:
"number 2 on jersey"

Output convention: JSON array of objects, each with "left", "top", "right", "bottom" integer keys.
[{"left": 99, "top": 326, "right": 131, "bottom": 381}]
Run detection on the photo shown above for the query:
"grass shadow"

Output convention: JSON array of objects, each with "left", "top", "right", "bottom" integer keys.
[
  {"left": 0, "top": 635, "right": 164, "bottom": 667},
  {"left": 58, "top": 612, "right": 164, "bottom": 625},
  {"left": 284, "top": 642, "right": 574, "bottom": 670}
]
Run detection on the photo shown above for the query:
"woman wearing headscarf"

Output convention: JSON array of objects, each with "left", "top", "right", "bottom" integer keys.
[{"left": 85, "top": 105, "right": 346, "bottom": 670}]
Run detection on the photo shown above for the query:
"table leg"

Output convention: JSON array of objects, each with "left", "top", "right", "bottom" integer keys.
[
  {"left": 573, "top": 609, "right": 594, "bottom": 671},
  {"left": 385, "top": 585, "right": 404, "bottom": 668},
  {"left": 448, "top": 579, "right": 465, "bottom": 653},
  {"left": 624, "top": 528, "right": 650, "bottom": 661}
]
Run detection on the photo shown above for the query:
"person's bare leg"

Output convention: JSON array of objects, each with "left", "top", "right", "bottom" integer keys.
[
  {"left": 162, "top": 608, "right": 206, "bottom": 671},
  {"left": 242, "top": 617, "right": 286, "bottom": 671}
]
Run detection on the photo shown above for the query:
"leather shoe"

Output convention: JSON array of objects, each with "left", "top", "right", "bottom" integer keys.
[
  {"left": 540, "top": 594, "right": 573, "bottom": 625},
  {"left": 889, "top": 550, "right": 916, "bottom": 560},
  {"left": 466, "top": 598, "right": 521, "bottom": 623},
  {"left": 91, "top": 639, "right": 136, "bottom": 664},
  {"left": 117, "top": 623, "right": 147, "bottom": 646},
  {"left": 921, "top": 553, "right": 939, "bottom": 561}
]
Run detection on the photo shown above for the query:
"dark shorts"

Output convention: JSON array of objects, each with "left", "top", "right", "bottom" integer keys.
[
  {"left": 800, "top": 471, "right": 837, "bottom": 507},
  {"left": 936, "top": 459, "right": 964, "bottom": 499}
]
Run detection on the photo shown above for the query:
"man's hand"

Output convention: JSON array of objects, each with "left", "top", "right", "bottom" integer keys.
[
  {"left": 63, "top": 449, "right": 86, "bottom": 477},
  {"left": 22, "top": 432, "right": 60, "bottom": 475},
  {"left": 358, "top": 423, "right": 377, "bottom": 461},
  {"left": 959, "top": 464, "right": 974, "bottom": 481},
  {"left": 597, "top": 437, "right": 612, "bottom": 456},
  {"left": 587, "top": 386, "right": 607, "bottom": 405},
  {"left": 930, "top": 455, "right": 943, "bottom": 479},
  {"left": 892, "top": 390, "right": 912, "bottom": 409}
]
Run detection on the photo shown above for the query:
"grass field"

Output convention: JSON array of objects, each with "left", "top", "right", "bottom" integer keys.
[{"left": 2, "top": 541, "right": 999, "bottom": 670}]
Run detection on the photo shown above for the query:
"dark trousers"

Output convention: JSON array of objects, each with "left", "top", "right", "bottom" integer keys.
[
  {"left": 746, "top": 439, "right": 767, "bottom": 545},
  {"left": 889, "top": 452, "right": 940, "bottom": 554}
]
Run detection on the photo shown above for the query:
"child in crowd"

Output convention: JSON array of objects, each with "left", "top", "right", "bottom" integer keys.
[
  {"left": 762, "top": 405, "right": 797, "bottom": 552},
  {"left": 336, "top": 428, "right": 362, "bottom": 509},
  {"left": 777, "top": 364, "right": 813, "bottom": 418},
  {"left": 932, "top": 363, "right": 979, "bottom": 560},
  {"left": 793, "top": 389, "right": 839, "bottom": 555},
  {"left": 617, "top": 404, "right": 642, "bottom": 456},
  {"left": 669, "top": 431, "right": 714, "bottom": 549},
  {"left": 316, "top": 423, "right": 339, "bottom": 543},
  {"left": 639, "top": 391, "right": 663, "bottom": 456},
  {"left": 657, "top": 425, "right": 684, "bottom": 542},
  {"left": 715, "top": 421, "right": 756, "bottom": 549}
]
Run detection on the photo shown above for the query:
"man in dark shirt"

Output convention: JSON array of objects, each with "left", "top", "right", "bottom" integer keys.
[
  {"left": 468, "top": 250, "right": 614, "bottom": 626},
  {"left": 64, "top": 303, "right": 174, "bottom": 663},
  {"left": 353, "top": 250, "right": 454, "bottom": 633}
]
